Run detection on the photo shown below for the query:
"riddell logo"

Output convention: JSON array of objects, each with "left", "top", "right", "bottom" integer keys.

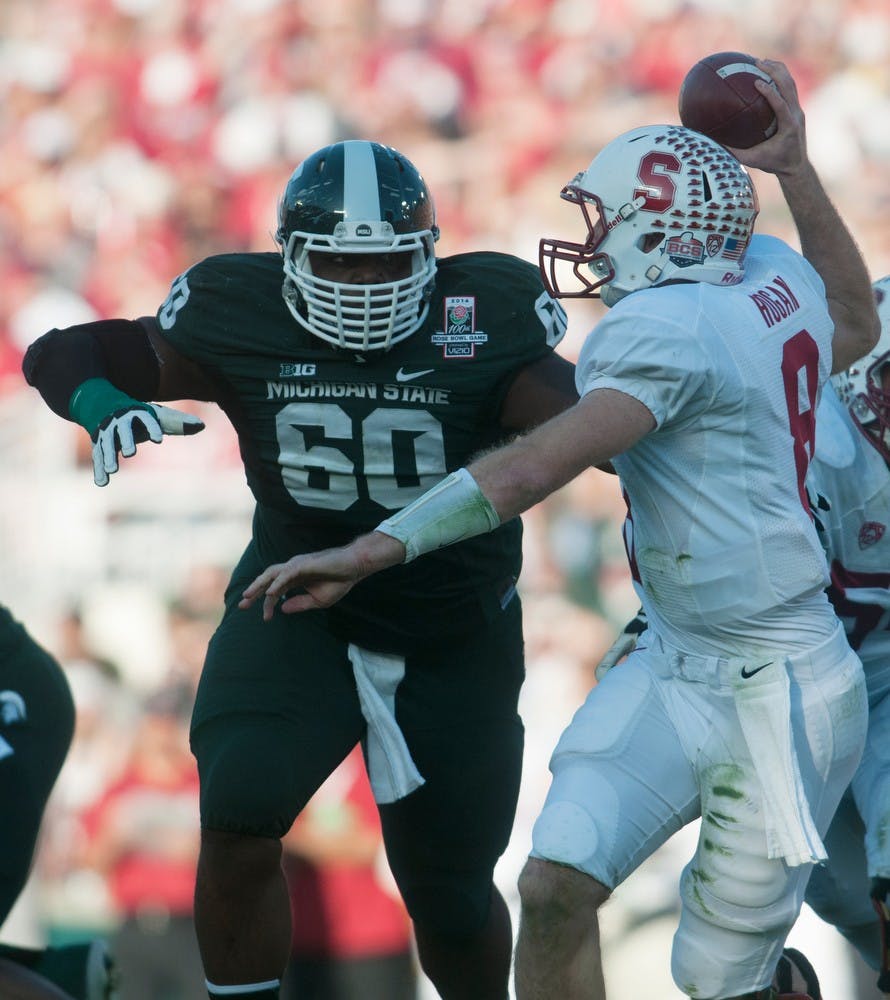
[{"left": 858, "top": 521, "right": 885, "bottom": 549}]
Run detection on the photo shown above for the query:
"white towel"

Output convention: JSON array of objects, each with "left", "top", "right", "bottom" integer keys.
[
  {"left": 348, "top": 644, "right": 425, "bottom": 804},
  {"left": 730, "top": 657, "right": 826, "bottom": 867}
]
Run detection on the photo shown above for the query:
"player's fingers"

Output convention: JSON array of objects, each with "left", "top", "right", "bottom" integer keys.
[
  {"left": 100, "top": 432, "right": 120, "bottom": 476},
  {"left": 240, "top": 565, "right": 287, "bottom": 606},
  {"left": 139, "top": 411, "right": 164, "bottom": 445},
  {"left": 280, "top": 579, "right": 354, "bottom": 613},
  {"left": 154, "top": 404, "right": 205, "bottom": 437},
  {"left": 280, "top": 592, "right": 325, "bottom": 614},
  {"left": 754, "top": 59, "right": 798, "bottom": 115},
  {"left": 756, "top": 58, "right": 795, "bottom": 95},
  {"left": 93, "top": 443, "right": 110, "bottom": 487},
  {"left": 117, "top": 416, "right": 138, "bottom": 457},
  {"left": 752, "top": 77, "right": 785, "bottom": 117}
]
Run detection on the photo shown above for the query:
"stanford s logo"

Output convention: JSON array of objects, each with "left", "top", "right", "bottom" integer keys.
[{"left": 858, "top": 521, "right": 885, "bottom": 549}]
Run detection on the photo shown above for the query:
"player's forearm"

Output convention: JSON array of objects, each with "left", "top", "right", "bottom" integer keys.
[
  {"left": 22, "top": 319, "right": 161, "bottom": 419},
  {"left": 376, "top": 389, "right": 653, "bottom": 563},
  {"left": 467, "top": 431, "right": 588, "bottom": 523},
  {"left": 778, "top": 160, "right": 879, "bottom": 370},
  {"left": 376, "top": 411, "right": 596, "bottom": 563},
  {"left": 469, "top": 388, "right": 651, "bottom": 519}
]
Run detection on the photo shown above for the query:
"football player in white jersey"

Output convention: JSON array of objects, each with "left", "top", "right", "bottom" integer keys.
[
  {"left": 803, "top": 275, "right": 890, "bottom": 995},
  {"left": 239, "top": 60, "right": 879, "bottom": 1000}
]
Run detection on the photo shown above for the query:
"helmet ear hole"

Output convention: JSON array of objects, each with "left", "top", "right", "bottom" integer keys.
[{"left": 638, "top": 233, "right": 665, "bottom": 254}]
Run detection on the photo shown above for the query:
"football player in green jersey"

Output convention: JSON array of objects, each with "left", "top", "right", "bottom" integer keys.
[
  {"left": 0, "top": 605, "right": 117, "bottom": 999},
  {"left": 22, "top": 140, "right": 577, "bottom": 1000}
]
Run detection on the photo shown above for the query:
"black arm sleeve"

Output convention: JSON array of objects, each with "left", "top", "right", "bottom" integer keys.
[{"left": 22, "top": 319, "right": 162, "bottom": 420}]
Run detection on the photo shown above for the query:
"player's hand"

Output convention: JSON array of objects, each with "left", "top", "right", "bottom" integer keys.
[
  {"left": 727, "top": 59, "right": 806, "bottom": 177},
  {"left": 594, "top": 607, "right": 647, "bottom": 681},
  {"left": 239, "top": 531, "right": 407, "bottom": 620},
  {"left": 91, "top": 403, "right": 204, "bottom": 486}
]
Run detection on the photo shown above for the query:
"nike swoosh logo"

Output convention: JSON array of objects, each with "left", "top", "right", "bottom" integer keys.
[
  {"left": 740, "top": 661, "right": 773, "bottom": 679},
  {"left": 395, "top": 367, "right": 435, "bottom": 382}
]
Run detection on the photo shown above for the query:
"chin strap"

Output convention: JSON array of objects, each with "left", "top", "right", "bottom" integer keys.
[
  {"left": 872, "top": 876, "right": 890, "bottom": 993},
  {"left": 733, "top": 989, "right": 814, "bottom": 998}
]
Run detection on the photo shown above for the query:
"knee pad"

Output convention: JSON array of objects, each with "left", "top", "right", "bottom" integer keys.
[
  {"left": 531, "top": 801, "right": 601, "bottom": 870},
  {"left": 529, "top": 766, "right": 619, "bottom": 886},
  {"left": 672, "top": 905, "right": 785, "bottom": 998},
  {"left": 673, "top": 769, "right": 808, "bottom": 999}
]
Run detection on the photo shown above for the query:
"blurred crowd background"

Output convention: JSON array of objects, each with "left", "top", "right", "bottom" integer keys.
[{"left": 1, "top": 0, "right": 889, "bottom": 997}]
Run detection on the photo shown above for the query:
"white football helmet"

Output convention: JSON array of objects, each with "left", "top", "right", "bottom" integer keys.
[
  {"left": 832, "top": 275, "right": 890, "bottom": 462},
  {"left": 539, "top": 125, "right": 759, "bottom": 307},
  {"left": 276, "top": 140, "right": 439, "bottom": 351}
]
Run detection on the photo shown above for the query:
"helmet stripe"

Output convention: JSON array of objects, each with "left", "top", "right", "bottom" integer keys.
[{"left": 343, "top": 141, "right": 382, "bottom": 221}]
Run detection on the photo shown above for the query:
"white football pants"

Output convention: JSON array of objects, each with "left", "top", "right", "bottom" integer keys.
[
  {"left": 530, "top": 623, "right": 867, "bottom": 998},
  {"left": 804, "top": 680, "right": 890, "bottom": 969}
]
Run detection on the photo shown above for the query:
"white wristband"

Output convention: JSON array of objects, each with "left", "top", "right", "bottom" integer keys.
[{"left": 376, "top": 468, "right": 500, "bottom": 563}]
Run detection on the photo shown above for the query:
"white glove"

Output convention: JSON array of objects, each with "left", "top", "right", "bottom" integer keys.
[
  {"left": 595, "top": 608, "right": 647, "bottom": 681},
  {"left": 92, "top": 403, "right": 204, "bottom": 486}
]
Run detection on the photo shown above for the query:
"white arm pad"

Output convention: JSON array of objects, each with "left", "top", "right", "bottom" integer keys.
[{"left": 376, "top": 468, "right": 500, "bottom": 563}]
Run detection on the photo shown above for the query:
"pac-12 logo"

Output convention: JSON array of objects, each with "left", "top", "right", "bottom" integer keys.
[
  {"left": 859, "top": 521, "right": 885, "bottom": 549},
  {"left": 706, "top": 234, "right": 724, "bottom": 257}
]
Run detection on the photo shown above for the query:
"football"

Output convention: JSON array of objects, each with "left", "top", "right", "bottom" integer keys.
[{"left": 678, "top": 51, "right": 777, "bottom": 149}]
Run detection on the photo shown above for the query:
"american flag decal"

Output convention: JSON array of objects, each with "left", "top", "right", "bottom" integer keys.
[{"left": 722, "top": 237, "right": 745, "bottom": 260}]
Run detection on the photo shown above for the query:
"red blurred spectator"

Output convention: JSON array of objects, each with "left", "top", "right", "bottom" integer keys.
[{"left": 80, "top": 682, "right": 205, "bottom": 1000}]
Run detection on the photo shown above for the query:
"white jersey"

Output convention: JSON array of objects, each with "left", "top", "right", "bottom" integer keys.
[
  {"left": 576, "top": 235, "right": 834, "bottom": 655},
  {"left": 810, "top": 383, "right": 890, "bottom": 703}
]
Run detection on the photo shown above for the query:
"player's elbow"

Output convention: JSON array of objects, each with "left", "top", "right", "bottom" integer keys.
[{"left": 830, "top": 303, "right": 881, "bottom": 375}]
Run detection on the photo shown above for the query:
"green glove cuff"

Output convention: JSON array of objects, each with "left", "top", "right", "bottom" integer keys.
[{"left": 68, "top": 378, "right": 155, "bottom": 437}]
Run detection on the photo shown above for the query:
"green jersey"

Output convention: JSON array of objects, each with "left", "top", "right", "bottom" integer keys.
[{"left": 157, "top": 250, "right": 568, "bottom": 645}]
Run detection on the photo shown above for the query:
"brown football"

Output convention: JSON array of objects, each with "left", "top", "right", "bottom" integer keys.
[{"left": 678, "top": 51, "right": 777, "bottom": 149}]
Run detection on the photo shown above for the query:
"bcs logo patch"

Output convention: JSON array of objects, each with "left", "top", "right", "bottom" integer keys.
[
  {"left": 665, "top": 232, "right": 705, "bottom": 268},
  {"left": 431, "top": 296, "right": 488, "bottom": 358},
  {"left": 858, "top": 521, "right": 885, "bottom": 549}
]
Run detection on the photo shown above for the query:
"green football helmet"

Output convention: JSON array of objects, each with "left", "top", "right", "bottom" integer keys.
[{"left": 276, "top": 140, "right": 439, "bottom": 351}]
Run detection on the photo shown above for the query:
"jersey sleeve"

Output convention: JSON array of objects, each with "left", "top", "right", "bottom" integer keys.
[
  {"left": 155, "top": 253, "right": 286, "bottom": 365},
  {"left": 575, "top": 292, "right": 711, "bottom": 428},
  {"left": 504, "top": 258, "right": 569, "bottom": 356}
]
